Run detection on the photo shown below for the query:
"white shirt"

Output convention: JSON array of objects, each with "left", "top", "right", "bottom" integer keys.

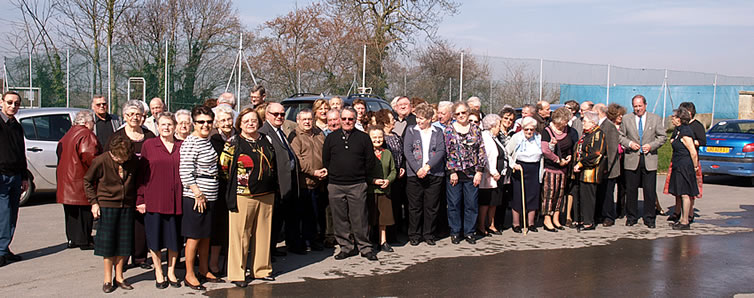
[
  {"left": 515, "top": 134, "right": 542, "bottom": 163},
  {"left": 415, "top": 125, "right": 434, "bottom": 166},
  {"left": 599, "top": 116, "right": 607, "bottom": 126}
]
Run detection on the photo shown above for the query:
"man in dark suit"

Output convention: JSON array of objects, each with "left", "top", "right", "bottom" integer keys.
[
  {"left": 595, "top": 103, "right": 619, "bottom": 226},
  {"left": 259, "top": 103, "right": 305, "bottom": 255},
  {"left": 618, "top": 95, "right": 667, "bottom": 228}
]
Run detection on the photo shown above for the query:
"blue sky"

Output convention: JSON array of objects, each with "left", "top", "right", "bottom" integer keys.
[{"left": 1, "top": 0, "right": 752, "bottom": 77}]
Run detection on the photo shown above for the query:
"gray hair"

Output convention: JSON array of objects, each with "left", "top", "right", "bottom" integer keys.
[
  {"left": 297, "top": 108, "right": 313, "bottom": 118},
  {"left": 214, "top": 105, "right": 234, "bottom": 118},
  {"left": 217, "top": 92, "right": 236, "bottom": 107},
  {"left": 594, "top": 103, "right": 607, "bottom": 115},
  {"left": 175, "top": 109, "right": 192, "bottom": 122},
  {"left": 467, "top": 96, "right": 482, "bottom": 106},
  {"left": 583, "top": 111, "right": 600, "bottom": 124},
  {"left": 326, "top": 108, "right": 340, "bottom": 119},
  {"left": 75, "top": 110, "right": 94, "bottom": 125},
  {"left": 341, "top": 107, "right": 357, "bottom": 117},
  {"left": 122, "top": 100, "right": 145, "bottom": 116},
  {"left": 438, "top": 101, "right": 453, "bottom": 111},
  {"left": 482, "top": 114, "right": 501, "bottom": 130},
  {"left": 521, "top": 116, "right": 538, "bottom": 129},
  {"left": 157, "top": 111, "right": 177, "bottom": 124}
]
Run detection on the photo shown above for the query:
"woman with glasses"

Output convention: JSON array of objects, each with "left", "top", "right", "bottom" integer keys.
[
  {"left": 506, "top": 117, "right": 543, "bottom": 233},
  {"left": 179, "top": 106, "right": 221, "bottom": 290},
  {"left": 444, "top": 102, "right": 487, "bottom": 244},
  {"left": 174, "top": 109, "right": 193, "bottom": 141},
  {"left": 105, "top": 100, "right": 156, "bottom": 270}
]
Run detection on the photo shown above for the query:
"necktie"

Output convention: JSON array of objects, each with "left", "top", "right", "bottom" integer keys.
[
  {"left": 277, "top": 128, "right": 296, "bottom": 170},
  {"left": 638, "top": 116, "right": 643, "bottom": 144}
]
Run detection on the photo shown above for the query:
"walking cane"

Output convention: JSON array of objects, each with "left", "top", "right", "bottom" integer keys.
[{"left": 520, "top": 168, "right": 527, "bottom": 235}]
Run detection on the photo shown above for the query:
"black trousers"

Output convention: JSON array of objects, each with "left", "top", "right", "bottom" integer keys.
[
  {"left": 616, "top": 174, "right": 627, "bottom": 218},
  {"left": 579, "top": 182, "right": 598, "bottom": 226},
  {"left": 624, "top": 156, "right": 657, "bottom": 225},
  {"left": 596, "top": 178, "right": 617, "bottom": 222},
  {"left": 406, "top": 175, "right": 442, "bottom": 241},
  {"left": 390, "top": 175, "right": 408, "bottom": 231},
  {"left": 271, "top": 191, "right": 303, "bottom": 251},
  {"left": 132, "top": 212, "right": 147, "bottom": 263},
  {"left": 63, "top": 204, "right": 93, "bottom": 246}
]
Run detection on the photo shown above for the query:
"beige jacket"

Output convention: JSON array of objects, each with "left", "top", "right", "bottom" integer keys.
[{"left": 290, "top": 126, "right": 325, "bottom": 189}]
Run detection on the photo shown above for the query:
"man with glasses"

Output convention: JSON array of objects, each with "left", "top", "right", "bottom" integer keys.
[
  {"left": 259, "top": 103, "right": 304, "bottom": 255},
  {"left": 243, "top": 85, "right": 267, "bottom": 110},
  {"left": 0, "top": 91, "right": 29, "bottom": 267},
  {"left": 90, "top": 95, "right": 122, "bottom": 146},
  {"left": 323, "top": 107, "right": 378, "bottom": 261}
]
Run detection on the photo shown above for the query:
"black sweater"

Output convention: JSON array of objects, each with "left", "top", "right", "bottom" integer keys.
[
  {"left": 322, "top": 128, "right": 376, "bottom": 185},
  {"left": 0, "top": 114, "right": 27, "bottom": 178}
]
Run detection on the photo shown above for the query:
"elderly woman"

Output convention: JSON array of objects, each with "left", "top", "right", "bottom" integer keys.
[
  {"left": 573, "top": 111, "right": 606, "bottom": 231},
  {"left": 666, "top": 102, "right": 705, "bottom": 224},
  {"left": 179, "top": 106, "right": 220, "bottom": 290},
  {"left": 57, "top": 110, "right": 101, "bottom": 250},
  {"left": 313, "top": 98, "right": 331, "bottom": 131},
  {"left": 540, "top": 107, "right": 578, "bottom": 231},
  {"left": 366, "top": 126, "right": 397, "bottom": 252},
  {"left": 84, "top": 136, "right": 137, "bottom": 293},
  {"left": 494, "top": 107, "right": 517, "bottom": 229},
  {"left": 175, "top": 109, "right": 192, "bottom": 141},
  {"left": 478, "top": 114, "right": 506, "bottom": 236},
  {"left": 404, "top": 104, "right": 445, "bottom": 246},
  {"left": 667, "top": 107, "right": 699, "bottom": 230},
  {"left": 607, "top": 103, "right": 628, "bottom": 219},
  {"left": 105, "top": 100, "right": 156, "bottom": 270},
  {"left": 506, "top": 117, "right": 543, "bottom": 233},
  {"left": 208, "top": 105, "right": 236, "bottom": 276},
  {"left": 220, "top": 108, "right": 277, "bottom": 287},
  {"left": 136, "top": 112, "right": 183, "bottom": 289},
  {"left": 444, "top": 102, "right": 487, "bottom": 244}
]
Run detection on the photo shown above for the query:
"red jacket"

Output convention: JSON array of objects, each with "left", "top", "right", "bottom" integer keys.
[{"left": 56, "top": 125, "right": 101, "bottom": 205}]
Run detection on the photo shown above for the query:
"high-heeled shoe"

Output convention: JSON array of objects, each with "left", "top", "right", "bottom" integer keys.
[
  {"left": 553, "top": 224, "right": 565, "bottom": 230},
  {"left": 114, "top": 280, "right": 133, "bottom": 290},
  {"left": 487, "top": 228, "right": 503, "bottom": 235},
  {"left": 168, "top": 278, "right": 181, "bottom": 288},
  {"left": 184, "top": 279, "right": 206, "bottom": 291},
  {"left": 543, "top": 225, "right": 558, "bottom": 232},
  {"left": 527, "top": 226, "right": 538, "bottom": 232},
  {"left": 512, "top": 226, "right": 523, "bottom": 233}
]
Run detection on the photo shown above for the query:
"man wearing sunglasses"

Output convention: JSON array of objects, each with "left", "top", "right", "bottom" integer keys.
[
  {"left": 0, "top": 91, "right": 29, "bottom": 267},
  {"left": 90, "top": 95, "right": 122, "bottom": 147},
  {"left": 323, "top": 108, "right": 379, "bottom": 261}
]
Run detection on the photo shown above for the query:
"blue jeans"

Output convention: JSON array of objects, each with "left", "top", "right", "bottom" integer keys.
[
  {"left": 446, "top": 178, "right": 478, "bottom": 237},
  {"left": 0, "top": 174, "right": 22, "bottom": 256}
]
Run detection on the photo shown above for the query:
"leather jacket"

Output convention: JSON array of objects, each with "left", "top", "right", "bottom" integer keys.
[{"left": 56, "top": 125, "right": 101, "bottom": 205}]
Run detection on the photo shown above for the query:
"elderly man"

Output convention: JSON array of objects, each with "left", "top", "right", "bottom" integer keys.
[
  {"left": 290, "top": 109, "right": 328, "bottom": 251},
  {"left": 432, "top": 101, "right": 453, "bottom": 129},
  {"left": 580, "top": 101, "right": 594, "bottom": 117},
  {"left": 537, "top": 100, "right": 551, "bottom": 124},
  {"left": 324, "top": 109, "right": 340, "bottom": 136},
  {"left": 259, "top": 103, "right": 304, "bottom": 255},
  {"left": 90, "top": 95, "right": 122, "bottom": 146},
  {"left": 329, "top": 97, "right": 343, "bottom": 111},
  {"left": 392, "top": 96, "right": 416, "bottom": 138},
  {"left": 0, "top": 91, "right": 29, "bottom": 267},
  {"left": 323, "top": 107, "right": 378, "bottom": 261},
  {"left": 512, "top": 104, "right": 536, "bottom": 132},
  {"left": 213, "top": 92, "right": 238, "bottom": 121},
  {"left": 143, "top": 97, "right": 164, "bottom": 135},
  {"left": 593, "top": 103, "right": 620, "bottom": 227},
  {"left": 619, "top": 95, "right": 666, "bottom": 228}
]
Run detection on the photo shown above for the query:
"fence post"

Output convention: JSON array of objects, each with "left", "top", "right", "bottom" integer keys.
[
  {"left": 711, "top": 73, "right": 717, "bottom": 127},
  {"left": 606, "top": 64, "right": 610, "bottom": 105},
  {"left": 539, "top": 58, "right": 543, "bottom": 102}
]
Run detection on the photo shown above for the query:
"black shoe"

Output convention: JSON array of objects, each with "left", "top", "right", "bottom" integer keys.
[
  {"left": 114, "top": 280, "right": 134, "bottom": 290},
  {"left": 667, "top": 213, "right": 679, "bottom": 222},
  {"left": 155, "top": 279, "right": 169, "bottom": 289},
  {"left": 361, "top": 251, "right": 379, "bottom": 261},
  {"left": 465, "top": 235, "right": 476, "bottom": 244},
  {"left": 581, "top": 225, "right": 596, "bottom": 231},
  {"left": 487, "top": 228, "right": 503, "bottom": 235},
  {"left": 0, "top": 256, "right": 6, "bottom": 268},
  {"left": 310, "top": 242, "right": 324, "bottom": 251},
  {"left": 168, "top": 278, "right": 181, "bottom": 288},
  {"left": 232, "top": 281, "right": 248, "bottom": 288},
  {"left": 603, "top": 219, "right": 615, "bottom": 227},
  {"left": 102, "top": 282, "right": 116, "bottom": 293},
  {"left": 512, "top": 226, "right": 523, "bottom": 233},
  {"left": 554, "top": 225, "right": 565, "bottom": 230},
  {"left": 626, "top": 220, "right": 637, "bottom": 226},
  {"left": 199, "top": 275, "right": 224, "bottom": 283},
  {"left": 67, "top": 241, "right": 78, "bottom": 249},
  {"left": 334, "top": 250, "right": 356, "bottom": 260},
  {"left": 672, "top": 223, "right": 691, "bottom": 230},
  {"left": 288, "top": 246, "right": 308, "bottom": 255},
  {"left": 543, "top": 225, "right": 558, "bottom": 232},
  {"left": 450, "top": 235, "right": 462, "bottom": 244},
  {"left": 645, "top": 222, "right": 656, "bottom": 229},
  {"left": 138, "top": 262, "right": 152, "bottom": 270},
  {"left": 183, "top": 280, "right": 206, "bottom": 291},
  {"left": 527, "top": 226, "right": 538, "bottom": 232},
  {"left": 381, "top": 243, "right": 394, "bottom": 252},
  {"left": 271, "top": 249, "right": 287, "bottom": 257},
  {"left": 425, "top": 238, "right": 436, "bottom": 246},
  {"left": 409, "top": 239, "right": 421, "bottom": 246},
  {"left": 5, "top": 252, "right": 21, "bottom": 262},
  {"left": 476, "top": 230, "right": 489, "bottom": 238},
  {"left": 79, "top": 243, "right": 95, "bottom": 250},
  {"left": 257, "top": 275, "right": 276, "bottom": 281}
]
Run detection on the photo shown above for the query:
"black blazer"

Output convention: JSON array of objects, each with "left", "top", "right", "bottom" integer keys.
[{"left": 259, "top": 121, "right": 300, "bottom": 199}]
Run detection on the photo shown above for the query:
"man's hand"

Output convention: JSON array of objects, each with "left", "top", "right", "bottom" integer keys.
[
  {"left": 641, "top": 144, "right": 651, "bottom": 153},
  {"left": 449, "top": 173, "right": 459, "bottom": 186},
  {"left": 629, "top": 141, "right": 641, "bottom": 151}
]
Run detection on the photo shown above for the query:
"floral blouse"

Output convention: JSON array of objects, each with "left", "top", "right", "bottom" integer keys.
[
  {"left": 384, "top": 132, "right": 404, "bottom": 169},
  {"left": 444, "top": 122, "right": 488, "bottom": 176},
  {"left": 220, "top": 134, "right": 277, "bottom": 196}
]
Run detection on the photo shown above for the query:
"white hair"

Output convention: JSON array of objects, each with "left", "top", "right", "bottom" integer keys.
[
  {"left": 467, "top": 96, "right": 482, "bottom": 106},
  {"left": 391, "top": 96, "right": 401, "bottom": 108},
  {"left": 583, "top": 111, "right": 600, "bottom": 124},
  {"left": 217, "top": 92, "right": 236, "bottom": 107},
  {"left": 214, "top": 105, "right": 234, "bottom": 118},
  {"left": 75, "top": 110, "right": 94, "bottom": 125},
  {"left": 175, "top": 109, "right": 192, "bottom": 122},
  {"left": 438, "top": 101, "right": 453, "bottom": 111},
  {"left": 521, "top": 116, "right": 538, "bottom": 129},
  {"left": 482, "top": 114, "right": 501, "bottom": 130},
  {"left": 123, "top": 100, "right": 146, "bottom": 115}
]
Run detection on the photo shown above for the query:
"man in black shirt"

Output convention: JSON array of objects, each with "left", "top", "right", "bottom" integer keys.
[
  {"left": 91, "top": 95, "right": 121, "bottom": 146},
  {"left": 323, "top": 107, "right": 378, "bottom": 261},
  {"left": 0, "top": 91, "right": 29, "bottom": 267}
]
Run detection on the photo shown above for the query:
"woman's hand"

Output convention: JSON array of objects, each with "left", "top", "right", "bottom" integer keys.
[
  {"left": 136, "top": 204, "right": 146, "bottom": 214},
  {"left": 473, "top": 172, "right": 483, "bottom": 187},
  {"left": 513, "top": 164, "right": 522, "bottom": 171},
  {"left": 492, "top": 173, "right": 501, "bottom": 181},
  {"left": 380, "top": 179, "right": 390, "bottom": 189},
  {"left": 573, "top": 164, "right": 581, "bottom": 173},
  {"left": 194, "top": 194, "right": 207, "bottom": 213},
  {"left": 449, "top": 172, "right": 459, "bottom": 186},
  {"left": 91, "top": 204, "right": 100, "bottom": 219}
]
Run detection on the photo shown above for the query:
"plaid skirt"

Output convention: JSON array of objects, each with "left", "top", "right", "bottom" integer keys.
[{"left": 94, "top": 207, "right": 134, "bottom": 257}]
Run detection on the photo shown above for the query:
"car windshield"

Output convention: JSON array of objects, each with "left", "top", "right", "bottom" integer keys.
[
  {"left": 282, "top": 102, "right": 313, "bottom": 122},
  {"left": 709, "top": 122, "right": 754, "bottom": 134}
]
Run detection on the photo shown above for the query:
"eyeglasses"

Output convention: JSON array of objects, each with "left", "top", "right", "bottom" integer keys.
[
  {"left": 4, "top": 101, "right": 21, "bottom": 107},
  {"left": 523, "top": 128, "right": 535, "bottom": 132},
  {"left": 269, "top": 112, "right": 285, "bottom": 118},
  {"left": 125, "top": 113, "right": 142, "bottom": 118},
  {"left": 454, "top": 111, "right": 468, "bottom": 116},
  {"left": 94, "top": 103, "right": 107, "bottom": 107},
  {"left": 469, "top": 119, "right": 479, "bottom": 123},
  {"left": 341, "top": 117, "right": 354, "bottom": 121},
  {"left": 195, "top": 120, "right": 213, "bottom": 125}
]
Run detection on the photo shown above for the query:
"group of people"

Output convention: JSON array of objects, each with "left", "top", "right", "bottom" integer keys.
[{"left": 0, "top": 87, "right": 704, "bottom": 292}]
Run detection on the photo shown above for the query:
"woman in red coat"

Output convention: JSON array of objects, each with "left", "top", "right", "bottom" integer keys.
[{"left": 56, "top": 110, "right": 101, "bottom": 250}]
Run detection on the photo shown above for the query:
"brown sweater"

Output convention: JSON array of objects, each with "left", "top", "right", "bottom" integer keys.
[
  {"left": 290, "top": 126, "right": 325, "bottom": 189},
  {"left": 83, "top": 152, "right": 139, "bottom": 208}
]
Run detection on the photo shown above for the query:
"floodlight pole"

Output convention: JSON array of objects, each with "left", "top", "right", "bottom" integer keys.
[
  {"left": 539, "top": 58, "right": 543, "bottom": 102},
  {"left": 107, "top": 44, "right": 111, "bottom": 113},
  {"left": 606, "top": 64, "right": 611, "bottom": 105},
  {"left": 662, "top": 69, "right": 667, "bottom": 122},
  {"left": 28, "top": 44, "right": 33, "bottom": 108},
  {"left": 362, "top": 45, "right": 366, "bottom": 90},
  {"left": 165, "top": 40, "right": 169, "bottom": 110},
  {"left": 711, "top": 73, "right": 718, "bottom": 127},
  {"left": 66, "top": 49, "right": 70, "bottom": 108},
  {"left": 459, "top": 52, "right": 464, "bottom": 101},
  {"left": 237, "top": 33, "right": 242, "bottom": 103}
]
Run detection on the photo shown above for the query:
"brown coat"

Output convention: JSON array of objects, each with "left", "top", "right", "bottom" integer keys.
[
  {"left": 56, "top": 125, "right": 101, "bottom": 205},
  {"left": 290, "top": 126, "right": 325, "bottom": 189},
  {"left": 83, "top": 152, "right": 139, "bottom": 208}
]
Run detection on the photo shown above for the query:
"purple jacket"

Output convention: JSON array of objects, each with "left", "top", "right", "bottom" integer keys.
[{"left": 137, "top": 138, "right": 183, "bottom": 214}]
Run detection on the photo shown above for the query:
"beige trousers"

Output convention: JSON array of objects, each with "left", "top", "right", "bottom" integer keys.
[{"left": 227, "top": 193, "right": 274, "bottom": 281}]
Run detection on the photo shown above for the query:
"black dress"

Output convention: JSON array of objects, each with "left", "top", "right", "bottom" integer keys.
[{"left": 668, "top": 125, "right": 699, "bottom": 197}]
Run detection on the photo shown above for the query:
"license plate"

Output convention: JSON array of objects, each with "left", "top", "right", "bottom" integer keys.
[{"left": 706, "top": 147, "right": 730, "bottom": 153}]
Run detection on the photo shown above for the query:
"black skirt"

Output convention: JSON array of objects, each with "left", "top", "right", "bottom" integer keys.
[
  {"left": 669, "top": 163, "right": 699, "bottom": 197},
  {"left": 511, "top": 161, "right": 541, "bottom": 212},
  {"left": 144, "top": 212, "right": 182, "bottom": 252},
  {"left": 181, "top": 197, "right": 215, "bottom": 239},
  {"left": 479, "top": 187, "right": 503, "bottom": 206}
]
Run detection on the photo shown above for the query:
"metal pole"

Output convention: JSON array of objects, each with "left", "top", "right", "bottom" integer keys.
[
  {"left": 606, "top": 64, "right": 610, "bottom": 105},
  {"left": 403, "top": 73, "right": 407, "bottom": 95},
  {"left": 29, "top": 44, "right": 33, "bottom": 108},
  {"left": 237, "top": 33, "right": 242, "bottom": 101},
  {"left": 662, "top": 69, "right": 667, "bottom": 122},
  {"left": 539, "top": 58, "right": 543, "bottom": 102},
  {"left": 164, "top": 40, "right": 168, "bottom": 110},
  {"left": 66, "top": 49, "right": 70, "bottom": 108},
  {"left": 459, "top": 52, "right": 464, "bottom": 101},
  {"left": 297, "top": 70, "right": 301, "bottom": 93},
  {"left": 107, "top": 44, "right": 111, "bottom": 113},
  {"left": 449, "top": 78, "right": 452, "bottom": 101},
  {"left": 90, "top": 59, "right": 93, "bottom": 101},
  {"left": 362, "top": 45, "right": 366, "bottom": 89},
  {"left": 711, "top": 73, "right": 718, "bottom": 127}
]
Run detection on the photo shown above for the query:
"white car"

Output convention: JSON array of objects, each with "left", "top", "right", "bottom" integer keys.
[{"left": 16, "top": 108, "right": 84, "bottom": 205}]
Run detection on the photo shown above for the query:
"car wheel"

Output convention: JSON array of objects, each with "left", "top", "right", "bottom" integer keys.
[{"left": 19, "top": 177, "right": 34, "bottom": 206}]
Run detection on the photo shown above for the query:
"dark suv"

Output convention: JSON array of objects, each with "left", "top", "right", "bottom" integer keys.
[{"left": 280, "top": 93, "right": 393, "bottom": 122}]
